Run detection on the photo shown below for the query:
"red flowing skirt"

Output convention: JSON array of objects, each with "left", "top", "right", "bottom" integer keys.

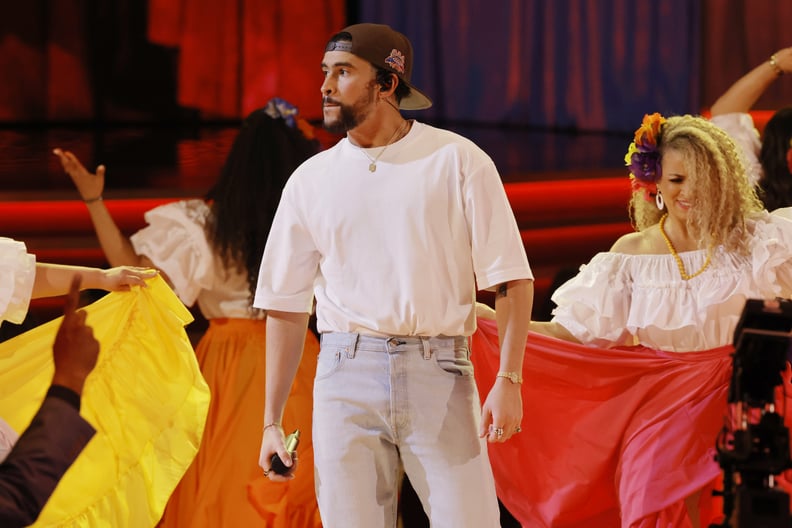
[{"left": 471, "top": 318, "right": 758, "bottom": 527}]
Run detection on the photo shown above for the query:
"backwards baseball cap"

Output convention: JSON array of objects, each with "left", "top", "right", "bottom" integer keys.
[{"left": 325, "top": 23, "right": 433, "bottom": 111}]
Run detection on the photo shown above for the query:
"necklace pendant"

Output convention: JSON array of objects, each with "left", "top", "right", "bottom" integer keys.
[{"left": 368, "top": 163, "right": 377, "bottom": 172}]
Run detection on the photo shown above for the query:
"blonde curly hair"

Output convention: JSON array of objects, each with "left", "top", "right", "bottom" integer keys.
[{"left": 628, "top": 114, "right": 764, "bottom": 254}]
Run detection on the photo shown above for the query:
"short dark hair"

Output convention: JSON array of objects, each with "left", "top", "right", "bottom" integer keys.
[{"left": 374, "top": 66, "right": 411, "bottom": 105}]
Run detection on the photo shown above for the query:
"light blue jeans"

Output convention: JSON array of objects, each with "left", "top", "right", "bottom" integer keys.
[{"left": 313, "top": 332, "right": 501, "bottom": 528}]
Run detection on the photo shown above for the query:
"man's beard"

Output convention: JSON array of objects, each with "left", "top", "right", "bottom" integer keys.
[{"left": 323, "top": 88, "right": 376, "bottom": 134}]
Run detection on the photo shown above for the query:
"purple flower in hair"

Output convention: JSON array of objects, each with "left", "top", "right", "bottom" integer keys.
[
  {"left": 263, "top": 97, "right": 299, "bottom": 128},
  {"left": 627, "top": 150, "right": 661, "bottom": 184},
  {"left": 625, "top": 113, "right": 666, "bottom": 201}
]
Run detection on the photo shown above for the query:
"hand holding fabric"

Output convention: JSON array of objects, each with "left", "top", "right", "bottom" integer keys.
[{"left": 97, "top": 267, "right": 158, "bottom": 291}]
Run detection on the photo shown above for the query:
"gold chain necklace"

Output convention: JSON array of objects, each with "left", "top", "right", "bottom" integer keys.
[
  {"left": 360, "top": 120, "right": 408, "bottom": 172},
  {"left": 658, "top": 213, "right": 712, "bottom": 280}
]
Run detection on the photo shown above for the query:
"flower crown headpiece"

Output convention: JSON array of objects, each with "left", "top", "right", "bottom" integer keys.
[
  {"left": 624, "top": 112, "right": 666, "bottom": 201},
  {"left": 263, "top": 97, "right": 299, "bottom": 129}
]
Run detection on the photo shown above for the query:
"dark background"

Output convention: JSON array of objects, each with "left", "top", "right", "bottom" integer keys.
[
  {"left": 0, "top": 0, "right": 789, "bottom": 129},
  {"left": 1, "top": 0, "right": 789, "bottom": 201}
]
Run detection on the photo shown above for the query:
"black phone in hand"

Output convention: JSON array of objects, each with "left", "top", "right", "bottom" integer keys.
[{"left": 270, "top": 429, "right": 300, "bottom": 475}]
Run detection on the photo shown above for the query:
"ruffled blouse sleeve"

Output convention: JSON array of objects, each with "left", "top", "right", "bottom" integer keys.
[
  {"left": 772, "top": 207, "right": 792, "bottom": 221},
  {"left": 0, "top": 237, "right": 36, "bottom": 325},
  {"left": 710, "top": 112, "right": 763, "bottom": 187},
  {"left": 751, "top": 210, "right": 792, "bottom": 298},
  {"left": 130, "top": 200, "right": 214, "bottom": 306},
  {"left": 549, "top": 253, "right": 634, "bottom": 347}
]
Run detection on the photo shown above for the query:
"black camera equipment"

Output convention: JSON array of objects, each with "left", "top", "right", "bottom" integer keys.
[{"left": 710, "top": 299, "right": 792, "bottom": 528}]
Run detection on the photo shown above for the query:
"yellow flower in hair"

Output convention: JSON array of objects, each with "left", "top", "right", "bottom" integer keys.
[{"left": 624, "top": 143, "right": 638, "bottom": 166}]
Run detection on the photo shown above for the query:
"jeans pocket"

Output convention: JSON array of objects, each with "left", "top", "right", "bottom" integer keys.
[
  {"left": 431, "top": 344, "right": 474, "bottom": 378},
  {"left": 315, "top": 345, "right": 347, "bottom": 381}
]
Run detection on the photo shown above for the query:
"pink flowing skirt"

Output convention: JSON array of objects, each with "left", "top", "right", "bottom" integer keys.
[{"left": 470, "top": 318, "right": 764, "bottom": 527}]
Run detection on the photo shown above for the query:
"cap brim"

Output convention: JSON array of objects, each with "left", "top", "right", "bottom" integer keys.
[{"left": 399, "top": 84, "right": 433, "bottom": 110}]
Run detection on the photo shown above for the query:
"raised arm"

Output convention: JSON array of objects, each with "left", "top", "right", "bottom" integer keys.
[
  {"left": 711, "top": 47, "right": 792, "bottom": 116},
  {"left": 53, "top": 149, "right": 153, "bottom": 269}
]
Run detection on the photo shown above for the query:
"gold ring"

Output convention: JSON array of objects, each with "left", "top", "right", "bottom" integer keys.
[
  {"left": 263, "top": 469, "right": 270, "bottom": 477},
  {"left": 515, "top": 426, "right": 522, "bottom": 433}
]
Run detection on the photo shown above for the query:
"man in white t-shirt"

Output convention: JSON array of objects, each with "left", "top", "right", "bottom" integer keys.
[{"left": 254, "top": 23, "right": 534, "bottom": 527}]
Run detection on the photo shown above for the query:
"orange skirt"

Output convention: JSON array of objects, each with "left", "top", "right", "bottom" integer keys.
[{"left": 158, "top": 318, "right": 321, "bottom": 528}]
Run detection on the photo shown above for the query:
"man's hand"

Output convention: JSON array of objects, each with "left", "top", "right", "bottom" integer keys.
[
  {"left": 479, "top": 380, "right": 523, "bottom": 443},
  {"left": 51, "top": 276, "right": 100, "bottom": 396},
  {"left": 258, "top": 424, "right": 297, "bottom": 481}
]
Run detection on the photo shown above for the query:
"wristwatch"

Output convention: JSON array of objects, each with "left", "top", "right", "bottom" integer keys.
[{"left": 496, "top": 371, "right": 523, "bottom": 384}]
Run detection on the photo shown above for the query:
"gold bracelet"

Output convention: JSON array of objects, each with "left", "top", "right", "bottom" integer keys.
[
  {"left": 496, "top": 371, "right": 523, "bottom": 384},
  {"left": 83, "top": 195, "right": 103, "bottom": 204},
  {"left": 769, "top": 54, "right": 784, "bottom": 76},
  {"left": 263, "top": 422, "right": 282, "bottom": 432}
]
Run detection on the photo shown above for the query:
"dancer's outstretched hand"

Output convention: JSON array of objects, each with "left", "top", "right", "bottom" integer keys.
[
  {"left": 53, "top": 148, "right": 105, "bottom": 203},
  {"left": 99, "top": 267, "right": 158, "bottom": 291}
]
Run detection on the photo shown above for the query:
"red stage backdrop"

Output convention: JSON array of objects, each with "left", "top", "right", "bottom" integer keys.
[
  {"left": 147, "top": 0, "right": 344, "bottom": 120},
  {"left": 1, "top": 1, "right": 789, "bottom": 127},
  {"left": 0, "top": 0, "right": 344, "bottom": 122}
]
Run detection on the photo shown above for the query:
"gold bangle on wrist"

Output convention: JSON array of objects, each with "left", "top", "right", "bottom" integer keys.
[
  {"left": 83, "top": 195, "right": 103, "bottom": 204},
  {"left": 769, "top": 54, "right": 784, "bottom": 76},
  {"left": 263, "top": 422, "right": 282, "bottom": 432},
  {"left": 496, "top": 371, "right": 523, "bottom": 384}
]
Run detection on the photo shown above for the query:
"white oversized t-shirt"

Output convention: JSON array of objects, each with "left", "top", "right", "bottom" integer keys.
[{"left": 254, "top": 121, "right": 532, "bottom": 337}]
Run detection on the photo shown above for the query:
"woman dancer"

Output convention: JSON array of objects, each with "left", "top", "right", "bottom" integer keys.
[
  {"left": 473, "top": 113, "right": 792, "bottom": 527},
  {"left": 54, "top": 99, "right": 323, "bottom": 527}
]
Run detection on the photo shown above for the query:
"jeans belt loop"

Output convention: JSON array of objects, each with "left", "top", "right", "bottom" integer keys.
[
  {"left": 421, "top": 337, "right": 431, "bottom": 360},
  {"left": 347, "top": 333, "right": 360, "bottom": 358}
]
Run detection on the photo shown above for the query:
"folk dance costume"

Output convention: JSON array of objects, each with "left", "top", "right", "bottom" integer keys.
[
  {"left": 472, "top": 210, "right": 792, "bottom": 527},
  {"left": 131, "top": 200, "right": 321, "bottom": 528},
  {"left": 0, "top": 235, "right": 209, "bottom": 526}
]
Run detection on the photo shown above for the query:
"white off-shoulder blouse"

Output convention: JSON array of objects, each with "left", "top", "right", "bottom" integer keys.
[
  {"left": 0, "top": 237, "right": 36, "bottom": 326},
  {"left": 551, "top": 211, "right": 792, "bottom": 352},
  {"left": 130, "top": 200, "right": 261, "bottom": 320}
]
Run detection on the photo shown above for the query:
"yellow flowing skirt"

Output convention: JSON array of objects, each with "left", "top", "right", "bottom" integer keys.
[{"left": 0, "top": 276, "right": 210, "bottom": 527}]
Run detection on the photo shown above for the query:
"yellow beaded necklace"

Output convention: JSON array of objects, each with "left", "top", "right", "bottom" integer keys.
[{"left": 658, "top": 214, "right": 712, "bottom": 280}]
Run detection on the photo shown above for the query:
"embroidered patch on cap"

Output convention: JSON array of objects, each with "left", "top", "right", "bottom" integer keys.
[{"left": 384, "top": 49, "right": 405, "bottom": 74}]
